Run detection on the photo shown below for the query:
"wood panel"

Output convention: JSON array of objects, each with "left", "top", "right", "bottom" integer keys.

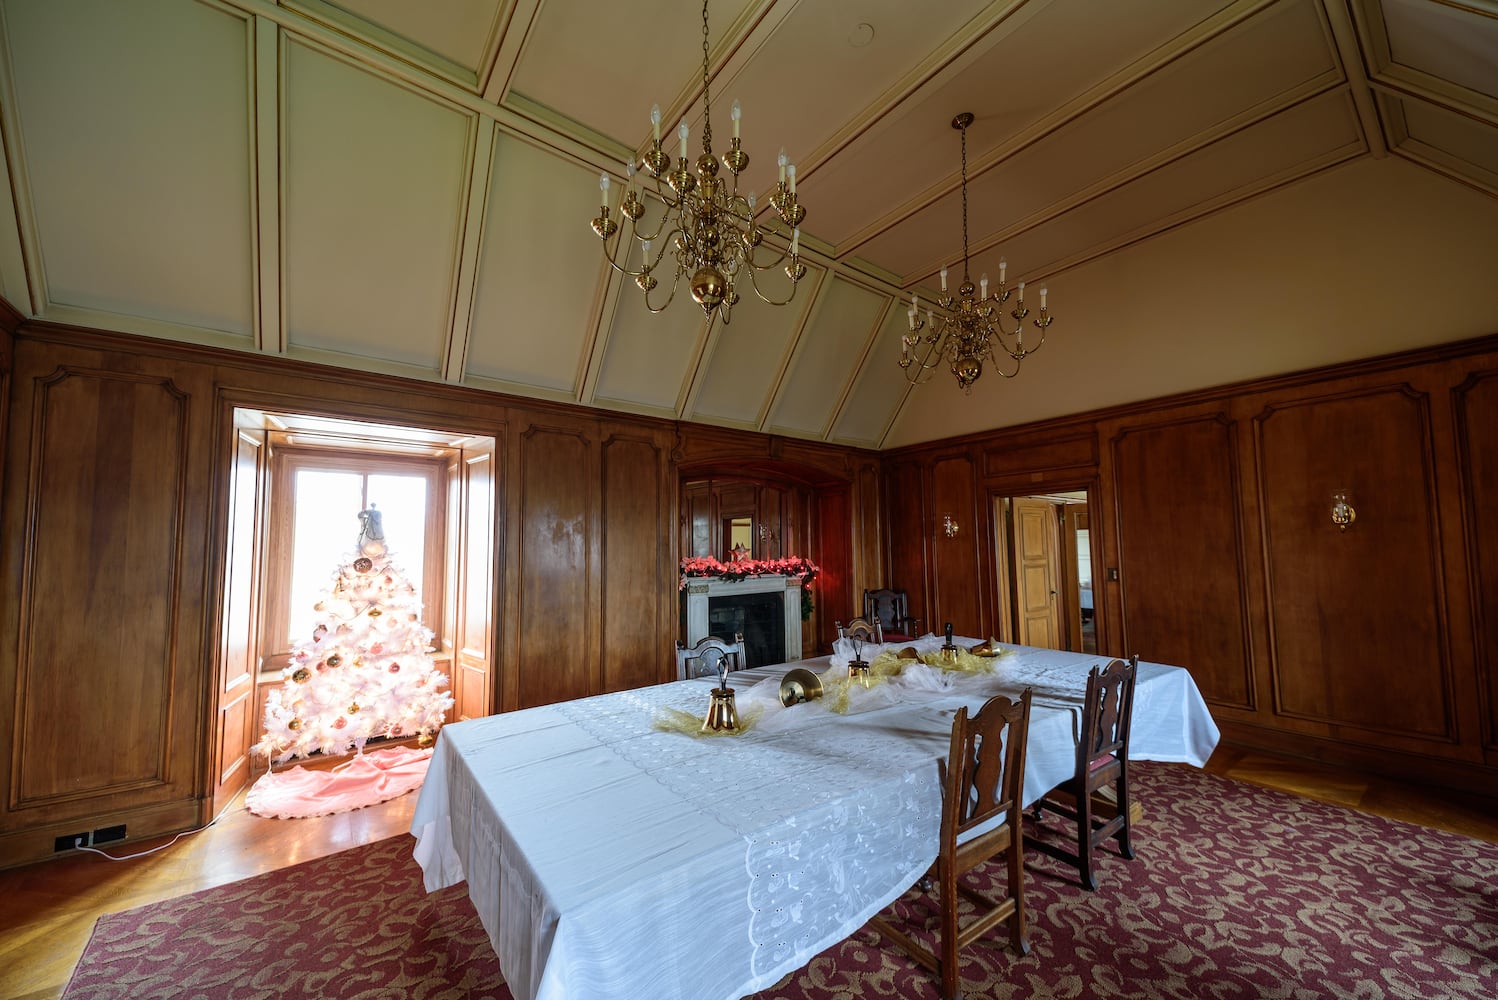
[
  {"left": 883, "top": 459, "right": 928, "bottom": 633},
  {"left": 211, "top": 429, "right": 263, "bottom": 816},
  {"left": 515, "top": 420, "right": 596, "bottom": 709},
  {"left": 1256, "top": 386, "right": 1453, "bottom": 741},
  {"left": 16, "top": 369, "right": 190, "bottom": 803},
  {"left": 1111, "top": 415, "right": 1254, "bottom": 709},
  {"left": 1453, "top": 371, "right": 1498, "bottom": 751},
  {"left": 983, "top": 432, "right": 1098, "bottom": 479},
  {"left": 929, "top": 455, "right": 982, "bottom": 636},
  {"left": 601, "top": 432, "right": 670, "bottom": 692}
]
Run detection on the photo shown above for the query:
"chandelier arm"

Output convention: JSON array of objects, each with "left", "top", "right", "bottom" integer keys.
[
  {"left": 899, "top": 332, "right": 947, "bottom": 385},
  {"left": 641, "top": 277, "right": 683, "bottom": 315},
  {"left": 741, "top": 265, "right": 799, "bottom": 307}
]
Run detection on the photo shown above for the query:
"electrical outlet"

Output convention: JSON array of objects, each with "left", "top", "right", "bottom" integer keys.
[
  {"left": 92, "top": 824, "right": 126, "bottom": 844},
  {"left": 54, "top": 832, "right": 89, "bottom": 852}
]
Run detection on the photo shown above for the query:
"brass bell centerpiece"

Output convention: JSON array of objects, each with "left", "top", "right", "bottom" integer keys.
[
  {"left": 778, "top": 667, "right": 824, "bottom": 707},
  {"left": 700, "top": 650, "right": 740, "bottom": 733},
  {"left": 940, "top": 622, "right": 960, "bottom": 665}
]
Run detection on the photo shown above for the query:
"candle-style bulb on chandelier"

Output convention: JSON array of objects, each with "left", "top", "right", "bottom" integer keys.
[
  {"left": 900, "top": 112, "right": 1054, "bottom": 392},
  {"left": 590, "top": 0, "right": 808, "bottom": 326}
]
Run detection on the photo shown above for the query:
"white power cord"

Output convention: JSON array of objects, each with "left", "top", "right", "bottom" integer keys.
[{"left": 70, "top": 786, "right": 247, "bottom": 862}]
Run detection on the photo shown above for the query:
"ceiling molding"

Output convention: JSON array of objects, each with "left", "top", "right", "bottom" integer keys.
[
  {"left": 443, "top": 118, "right": 497, "bottom": 384},
  {"left": 253, "top": 14, "right": 283, "bottom": 353},
  {"left": 0, "top": 0, "right": 52, "bottom": 315},
  {"left": 821, "top": 294, "right": 897, "bottom": 442},
  {"left": 480, "top": 0, "right": 541, "bottom": 105},
  {"left": 755, "top": 266, "right": 827, "bottom": 433},
  {"left": 1322, "top": 0, "right": 1388, "bottom": 156}
]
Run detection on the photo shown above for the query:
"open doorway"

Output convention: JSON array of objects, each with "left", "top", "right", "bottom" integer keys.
[
  {"left": 211, "top": 408, "right": 498, "bottom": 816},
  {"left": 993, "top": 490, "right": 1097, "bottom": 653}
]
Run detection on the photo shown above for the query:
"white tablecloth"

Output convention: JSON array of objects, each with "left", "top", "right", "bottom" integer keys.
[{"left": 410, "top": 641, "right": 1219, "bottom": 1000}]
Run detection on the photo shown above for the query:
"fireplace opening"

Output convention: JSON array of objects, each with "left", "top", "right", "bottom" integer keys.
[{"left": 709, "top": 591, "right": 785, "bottom": 668}]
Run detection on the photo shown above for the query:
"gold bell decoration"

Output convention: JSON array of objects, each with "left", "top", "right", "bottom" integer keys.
[
  {"left": 779, "top": 667, "right": 825, "bottom": 707},
  {"left": 700, "top": 650, "right": 740, "bottom": 733},
  {"left": 940, "top": 621, "right": 960, "bottom": 664}
]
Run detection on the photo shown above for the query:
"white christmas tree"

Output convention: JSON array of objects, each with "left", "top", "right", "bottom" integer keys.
[{"left": 254, "top": 506, "right": 453, "bottom": 765}]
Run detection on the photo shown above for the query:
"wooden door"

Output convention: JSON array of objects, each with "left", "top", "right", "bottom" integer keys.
[
  {"left": 212, "top": 427, "right": 264, "bottom": 815},
  {"left": 1012, "top": 498, "right": 1061, "bottom": 648},
  {"left": 454, "top": 442, "right": 496, "bottom": 720}
]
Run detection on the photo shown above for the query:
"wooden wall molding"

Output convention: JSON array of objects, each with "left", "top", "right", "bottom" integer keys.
[{"left": 1451, "top": 368, "right": 1498, "bottom": 753}]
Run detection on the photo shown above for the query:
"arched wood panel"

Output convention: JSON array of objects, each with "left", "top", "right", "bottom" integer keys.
[
  {"left": 1255, "top": 386, "right": 1454, "bottom": 741},
  {"left": 602, "top": 432, "right": 671, "bottom": 692},
  {"left": 930, "top": 454, "right": 982, "bottom": 636},
  {"left": 515, "top": 419, "right": 597, "bottom": 709}
]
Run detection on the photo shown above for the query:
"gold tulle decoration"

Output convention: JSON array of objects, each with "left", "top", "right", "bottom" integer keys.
[
  {"left": 920, "top": 647, "right": 1011, "bottom": 674},
  {"left": 652, "top": 706, "right": 764, "bottom": 737}
]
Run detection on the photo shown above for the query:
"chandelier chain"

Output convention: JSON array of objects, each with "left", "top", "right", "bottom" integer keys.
[
  {"left": 960, "top": 120, "right": 969, "bottom": 283},
  {"left": 700, "top": 0, "right": 712, "bottom": 154}
]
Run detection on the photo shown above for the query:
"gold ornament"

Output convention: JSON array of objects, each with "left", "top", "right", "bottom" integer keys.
[
  {"left": 368, "top": 609, "right": 382, "bottom": 619},
  {"left": 354, "top": 557, "right": 373, "bottom": 572},
  {"left": 326, "top": 654, "right": 342, "bottom": 667},
  {"left": 288, "top": 718, "right": 301, "bottom": 730},
  {"left": 292, "top": 668, "right": 310, "bottom": 683},
  {"left": 348, "top": 702, "right": 360, "bottom": 714}
]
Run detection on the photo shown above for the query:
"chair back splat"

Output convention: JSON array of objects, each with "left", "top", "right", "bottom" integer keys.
[
  {"left": 863, "top": 588, "right": 920, "bottom": 640},
  {"left": 869, "top": 690, "right": 1033, "bottom": 1000},
  {"left": 1032, "top": 655, "right": 1139, "bottom": 891},
  {"left": 674, "top": 633, "right": 745, "bottom": 682}
]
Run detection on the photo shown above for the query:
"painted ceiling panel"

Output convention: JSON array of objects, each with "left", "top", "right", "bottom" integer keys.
[
  {"left": 829, "top": 302, "right": 912, "bottom": 447},
  {"left": 766, "top": 276, "right": 884, "bottom": 436},
  {"left": 1401, "top": 99, "right": 1498, "bottom": 179},
  {"left": 698, "top": 0, "right": 992, "bottom": 204},
  {"left": 4, "top": 0, "right": 254, "bottom": 336},
  {"left": 508, "top": 0, "right": 756, "bottom": 145},
  {"left": 688, "top": 266, "right": 821, "bottom": 426},
  {"left": 283, "top": 40, "right": 469, "bottom": 372},
  {"left": 310, "top": 0, "right": 503, "bottom": 75},
  {"left": 857, "top": 0, "right": 1339, "bottom": 282},
  {"left": 796, "top": 0, "right": 1237, "bottom": 249},
  {"left": 593, "top": 273, "right": 709, "bottom": 412},
  {"left": 969, "top": 90, "right": 1363, "bottom": 282},
  {"left": 466, "top": 134, "right": 603, "bottom": 390},
  {"left": 1381, "top": 0, "right": 1498, "bottom": 100}
]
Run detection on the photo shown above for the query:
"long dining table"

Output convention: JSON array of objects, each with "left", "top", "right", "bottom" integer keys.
[{"left": 410, "top": 638, "right": 1220, "bottom": 1000}]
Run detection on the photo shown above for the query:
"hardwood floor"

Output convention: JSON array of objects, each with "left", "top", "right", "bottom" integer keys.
[{"left": 3, "top": 748, "right": 1495, "bottom": 1000}]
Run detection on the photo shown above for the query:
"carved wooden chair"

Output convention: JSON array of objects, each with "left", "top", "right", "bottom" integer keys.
[
  {"left": 863, "top": 588, "right": 921, "bottom": 641},
  {"left": 835, "top": 617, "right": 883, "bottom": 644},
  {"left": 1030, "top": 655, "right": 1139, "bottom": 890},
  {"left": 674, "top": 633, "right": 745, "bottom": 682},
  {"left": 869, "top": 690, "right": 1033, "bottom": 1000}
]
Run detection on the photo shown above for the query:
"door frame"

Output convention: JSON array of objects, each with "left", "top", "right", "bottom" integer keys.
[{"left": 989, "top": 476, "right": 1106, "bottom": 653}]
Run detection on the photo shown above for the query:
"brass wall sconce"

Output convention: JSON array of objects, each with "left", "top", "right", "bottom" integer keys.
[
  {"left": 1330, "top": 491, "right": 1356, "bottom": 532},
  {"left": 942, "top": 513, "right": 960, "bottom": 538}
]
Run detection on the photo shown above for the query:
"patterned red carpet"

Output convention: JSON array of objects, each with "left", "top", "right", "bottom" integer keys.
[{"left": 64, "top": 763, "right": 1498, "bottom": 999}]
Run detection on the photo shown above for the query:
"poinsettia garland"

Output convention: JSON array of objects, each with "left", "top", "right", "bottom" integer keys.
[
  {"left": 680, "top": 555, "right": 822, "bottom": 619},
  {"left": 679, "top": 555, "right": 821, "bottom": 589}
]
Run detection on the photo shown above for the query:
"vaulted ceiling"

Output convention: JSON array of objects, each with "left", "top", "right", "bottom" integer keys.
[{"left": 0, "top": 0, "right": 1495, "bottom": 448}]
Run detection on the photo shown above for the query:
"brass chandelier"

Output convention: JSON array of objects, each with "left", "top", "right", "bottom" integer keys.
[
  {"left": 590, "top": 0, "right": 807, "bottom": 326},
  {"left": 900, "top": 112, "right": 1054, "bottom": 392}
]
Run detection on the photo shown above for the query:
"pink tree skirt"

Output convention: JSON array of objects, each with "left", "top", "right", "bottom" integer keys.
[{"left": 246, "top": 746, "right": 432, "bottom": 819}]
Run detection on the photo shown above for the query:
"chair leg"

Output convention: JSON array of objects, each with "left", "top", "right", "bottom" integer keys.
[
  {"left": 1116, "top": 771, "right": 1136, "bottom": 861},
  {"left": 1008, "top": 837, "right": 1030, "bottom": 956},
  {"left": 1077, "top": 785, "right": 1098, "bottom": 892},
  {"left": 939, "top": 869, "right": 961, "bottom": 1000}
]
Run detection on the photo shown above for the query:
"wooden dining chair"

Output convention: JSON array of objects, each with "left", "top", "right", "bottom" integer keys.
[
  {"left": 835, "top": 617, "right": 883, "bottom": 644},
  {"left": 1030, "top": 655, "right": 1138, "bottom": 891},
  {"left": 869, "top": 689, "right": 1033, "bottom": 1000},
  {"left": 674, "top": 633, "right": 745, "bottom": 681},
  {"left": 863, "top": 588, "right": 921, "bottom": 640}
]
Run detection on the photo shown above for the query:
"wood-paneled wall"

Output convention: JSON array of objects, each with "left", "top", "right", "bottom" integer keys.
[
  {"left": 0, "top": 322, "right": 879, "bottom": 868},
  {"left": 884, "top": 333, "right": 1498, "bottom": 795}
]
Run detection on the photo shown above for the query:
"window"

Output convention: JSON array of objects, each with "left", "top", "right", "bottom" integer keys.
[{"left": 263, "top": 446, "right": 446, "bottom": 667}]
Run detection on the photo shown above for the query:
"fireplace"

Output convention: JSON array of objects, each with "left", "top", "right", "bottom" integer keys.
[{"left": 683, "top": 575, "right": 803, "bottom": 666}]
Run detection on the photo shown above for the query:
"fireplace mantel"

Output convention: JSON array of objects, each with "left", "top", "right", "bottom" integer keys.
[{"left": 683, "top": 575, "right": 803, "bottom": 665}]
